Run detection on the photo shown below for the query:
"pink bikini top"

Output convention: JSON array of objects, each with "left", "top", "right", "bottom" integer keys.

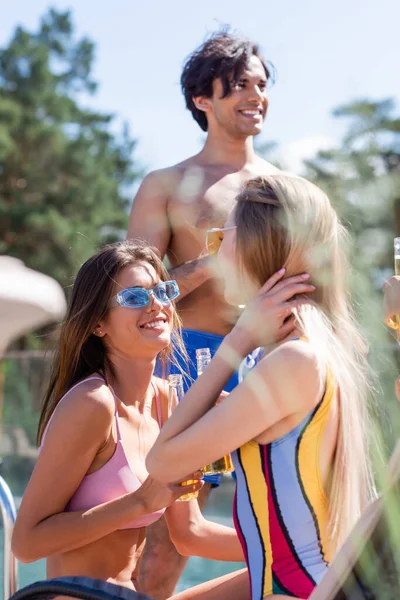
[{"left": 40, "top": 375, "right": 166, "bottom": 529}]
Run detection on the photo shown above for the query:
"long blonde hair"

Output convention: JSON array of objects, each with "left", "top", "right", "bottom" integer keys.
[{"left": 235, "top": 174, "right": 376, "bottom": 551}]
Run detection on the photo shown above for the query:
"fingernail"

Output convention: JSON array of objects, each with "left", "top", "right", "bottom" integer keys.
[
  {"left": 310, "top": 285, "right": 316, "bottom": 289},
  {"left": 302, "top": 274, "right": 310, "bottom": 279},
  {"left": 279, "top": 268, "right": 286, "bottom": 274}
]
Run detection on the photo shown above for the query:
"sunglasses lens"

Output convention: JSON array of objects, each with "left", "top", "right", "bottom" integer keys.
[
  {"left": 116, "top": 281, "right": 180, "bottom": 308},
  {"left": 120, "top": 288, "right": 149, "bottom": 307},
  {"left": 154, "top": 281, "right": 179, "bottom": 303},
  {"left": 206, "top": 230, "right": 224, "bottom": 255}
]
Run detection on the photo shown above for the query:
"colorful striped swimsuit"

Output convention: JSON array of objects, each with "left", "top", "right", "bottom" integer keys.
[{"left": 232, "top": 365, "right": 334, "bottom": 599}]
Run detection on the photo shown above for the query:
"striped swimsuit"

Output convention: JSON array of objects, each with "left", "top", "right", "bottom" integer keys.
[{"left": 232, "top": 364, "right": 334, "bottom": 599}]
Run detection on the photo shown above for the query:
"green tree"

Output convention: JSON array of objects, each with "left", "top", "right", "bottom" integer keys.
[
  {"left": 303, "top": 98, "right": 400, "bottom": 246},
  {"left": 303, "top": 98, "right": 400, "bottom": 458},
  {"left": 0, "top": 8, "right": 140, "bottom": 286}
]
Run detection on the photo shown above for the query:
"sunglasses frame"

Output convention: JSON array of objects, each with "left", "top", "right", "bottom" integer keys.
[
  {"left": 206, "top": 226, "right": 237, "bottom": 255},
  {"left": 110, "top": 280, "right": 180, "bottom": 309}
]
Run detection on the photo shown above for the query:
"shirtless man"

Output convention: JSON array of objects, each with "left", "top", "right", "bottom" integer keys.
[{"left": 128, "top": 30, "right": 279, "bottom": 599}]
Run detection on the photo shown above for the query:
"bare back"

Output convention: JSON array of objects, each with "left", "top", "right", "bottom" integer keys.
[{"left": 128, "top": 154, "right": 279, "bottom": 335}]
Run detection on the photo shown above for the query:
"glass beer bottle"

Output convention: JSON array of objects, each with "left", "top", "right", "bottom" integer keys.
[
  {"left": 168, "top": 374, "right": 200, "bottom": 501},
  {"left": 196, "top": 348, "right": 234, "bottom": 476},
  {"left": 395, "top": 238, "right": 400, "bottom": 340},
  {"left": 387, "top": 238, "right": 400, "bottom": 340}
]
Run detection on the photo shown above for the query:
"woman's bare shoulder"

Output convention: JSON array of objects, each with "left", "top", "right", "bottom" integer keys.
[
  {"left": 255, "top": 339, "right": 324, "bottom": 411},
  {"left": 45, "top": 376, "right": 115, "bottom": 438}
]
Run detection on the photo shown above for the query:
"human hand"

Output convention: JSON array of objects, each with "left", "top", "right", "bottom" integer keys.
[
  {"left": 228, "top": 268, "right": 315, "bottom": 355},
  {"left": 174, "top": 470, "right": 205, "bottom": 502},
  {"left": 136, "top": 472, "right": 204, "bottom": 513}
]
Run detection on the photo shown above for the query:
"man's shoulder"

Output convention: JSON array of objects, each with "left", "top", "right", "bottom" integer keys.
[
  {"left": 141, "top": 158, "right": 200, "bottom": 197},
  {"left": 253, "top": 156, "right": 281, "bottom": 175},
  {"left": 145, "top": 157, "right": 199, "bottom": 183}
]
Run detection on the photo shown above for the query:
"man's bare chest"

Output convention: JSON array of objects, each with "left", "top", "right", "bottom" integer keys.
[{"left": 169, "top": 172, "right": 248, "bottom": 230}]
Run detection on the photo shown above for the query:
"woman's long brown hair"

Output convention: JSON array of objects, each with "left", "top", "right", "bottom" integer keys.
[{"left": 37, "top": 240, "right": 186, "bottom": 445}]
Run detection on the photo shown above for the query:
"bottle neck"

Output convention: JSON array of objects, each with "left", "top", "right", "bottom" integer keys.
[
  {"left": 168, "top": 375, "right": 184, "bottom": 401},
  {"left": 196, "top": 348, "right": 211, "bottom": 375},
  {"left": 197, "top": 360, "right": 210, "bottom": 375}
]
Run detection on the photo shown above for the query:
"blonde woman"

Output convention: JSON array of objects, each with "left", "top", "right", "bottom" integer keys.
[{"left": 147, "top": 175, "right": 376, "bottom": 600}]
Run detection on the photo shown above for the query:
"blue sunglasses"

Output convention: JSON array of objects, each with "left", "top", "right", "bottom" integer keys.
[{"left": 110, "top": 280, "right": 180, "bottom": 308}]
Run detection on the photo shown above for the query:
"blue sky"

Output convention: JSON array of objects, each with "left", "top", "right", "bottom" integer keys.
[{"left": 1, "top": 0, "right": 400, "bottom": 175}]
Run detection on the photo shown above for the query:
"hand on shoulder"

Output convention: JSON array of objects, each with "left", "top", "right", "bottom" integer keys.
[{"left": 227, "top": 269, "right": 316, "bottom": 355}]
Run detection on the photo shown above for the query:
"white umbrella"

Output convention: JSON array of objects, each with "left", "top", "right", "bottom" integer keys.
[{"left": 0, "top": 256, "right": 66, "bottom": 353}]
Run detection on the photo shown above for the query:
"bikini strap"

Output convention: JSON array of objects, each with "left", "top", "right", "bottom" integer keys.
[
  {"left": 151, "top": 379, "right": 163, "bottom": 428},
  {"left": 40, "top": 376, "right": 108, "bottom": 447}
]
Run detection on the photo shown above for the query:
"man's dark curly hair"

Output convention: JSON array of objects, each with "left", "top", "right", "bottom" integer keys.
[{"left": 180, "top": 30, "right": 273, "bottom": 132}]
